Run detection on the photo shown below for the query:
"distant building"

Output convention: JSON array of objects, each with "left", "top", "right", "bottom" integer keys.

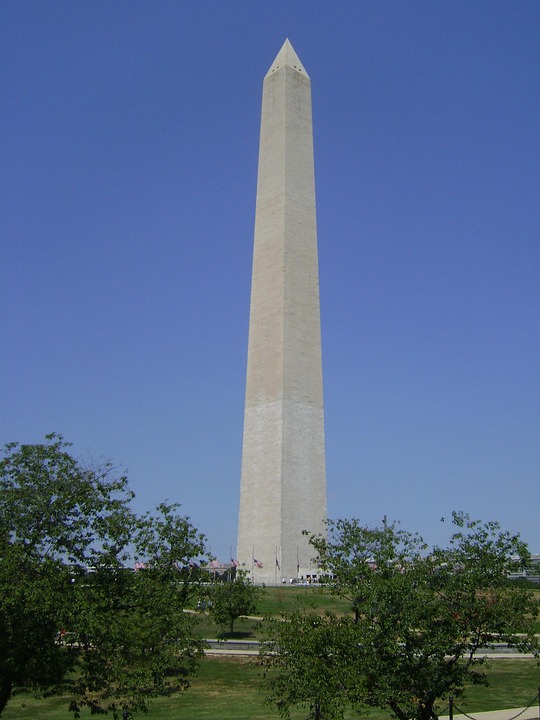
[{"left": 508, "top": 554, "right": 540, "bottom": 584}]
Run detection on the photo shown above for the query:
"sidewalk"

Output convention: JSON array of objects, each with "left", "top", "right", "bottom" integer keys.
[{"left": 440, "top": 708, "right": 536, "bottom": 720}]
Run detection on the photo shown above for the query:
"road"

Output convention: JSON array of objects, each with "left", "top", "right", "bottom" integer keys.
[{"left": 204, "top": 638, "right": 536, "bottom": 659}]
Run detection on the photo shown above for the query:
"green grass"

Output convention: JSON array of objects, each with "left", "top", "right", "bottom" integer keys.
[
  {"left": 194, "top": 612, "right": 263, "bottom": 639},
  {"left": 195, "top": 585, "right": 540, "bottom": 638},
  {"left": 455, "top": 658, "right": 540, "bottom": 714},
  {"left": 4, "top": 657, "right": 539, "bottom": 720},
  {"left": 192, "top": 585, "right": 353, "bottom": 639},
  {"left": 258, "top": 585, "right": 352, "bottom": 616}
]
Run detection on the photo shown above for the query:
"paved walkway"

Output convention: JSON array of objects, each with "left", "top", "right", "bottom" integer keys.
[{"left": 440, "top": 709, "right": 536, "bottom": 720}]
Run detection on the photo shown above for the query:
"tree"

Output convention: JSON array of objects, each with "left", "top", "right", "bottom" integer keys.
[
  {"left": 261, "top": 611, "right": 361, "bottom": 720},
  {"left": 209, "top": 570, "right": 263, "bottom": 635},
  {"left": 0, "top": 434, "right": 210, "bottom": 717},
  {"left": 264, "top": 512, "right": 539, "bottom": 720}
]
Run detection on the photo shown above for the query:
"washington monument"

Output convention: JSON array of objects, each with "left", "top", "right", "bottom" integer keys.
[{"left": 237, "top": 40, "right": 327, "bottom": 584}]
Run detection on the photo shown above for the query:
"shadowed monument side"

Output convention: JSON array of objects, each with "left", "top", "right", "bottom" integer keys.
[{"left": 237, "top": 40, "right": 327, "bottom": 585}]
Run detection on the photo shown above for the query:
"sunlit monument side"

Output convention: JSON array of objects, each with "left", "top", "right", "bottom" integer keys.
[{"left": 237, "top": 39, "right": 327, "bottom": 585}]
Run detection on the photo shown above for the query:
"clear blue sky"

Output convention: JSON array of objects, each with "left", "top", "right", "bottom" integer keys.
[{"left": 2, "top": 1, "right": 539, "bottom": 558}]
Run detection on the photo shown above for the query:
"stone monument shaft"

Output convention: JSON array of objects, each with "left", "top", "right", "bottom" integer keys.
[{"left": 237, "top": 40, "right": 327, "bottom": 584}]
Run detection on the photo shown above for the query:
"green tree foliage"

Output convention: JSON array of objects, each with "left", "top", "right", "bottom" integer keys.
[
  {"left": 0, "top": 434, "right": 210, "bottom": 717},
  {"left": 262, "top": 612, "right": 361, "bottom": 720},
  {"left": 209, "top": 570, "right": 263, "bottom": 635},
  {"left": 264, "top": 513, "right": 539, "bottom": 720},
  {"left": 313, "top": 513, "right": 539, "bottom": 720}
]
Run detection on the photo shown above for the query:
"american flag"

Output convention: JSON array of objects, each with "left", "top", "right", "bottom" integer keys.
[
  {"left": 253, "top": 558, "right": 263, "bottom": 568},
  {"left": 231, "top": 558, "right": 240, "bottom": 567}
]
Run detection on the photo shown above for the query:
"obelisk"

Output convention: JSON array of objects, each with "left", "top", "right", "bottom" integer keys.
[{"left": 237, "top": 40, "right": 327, "bottom": 585}]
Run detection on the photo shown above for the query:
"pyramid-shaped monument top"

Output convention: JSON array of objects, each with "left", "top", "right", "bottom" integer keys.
[{"left": 265, "top": 38, "right": 309, "bottom": 79}]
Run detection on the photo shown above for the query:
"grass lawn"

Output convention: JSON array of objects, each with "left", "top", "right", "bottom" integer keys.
[
  {"left": 195, "top": 586, "right": 540, "bottom": 638},
  {"left": 3, "top": 657, "right": 539, "bottom": 720},
  {"left": 258, "top": 585, "right": 353, "bottom": 616},
  {"left": 193, "top": 585, "right": 353, "bottom": 639},
  {"left": 455, "top": 658, "right": 540, "bottom": 714}
]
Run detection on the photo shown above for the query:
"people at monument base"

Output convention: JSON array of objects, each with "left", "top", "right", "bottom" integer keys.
[{"left": 283, "top": 574, "right": 320, "bottom": 585}]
